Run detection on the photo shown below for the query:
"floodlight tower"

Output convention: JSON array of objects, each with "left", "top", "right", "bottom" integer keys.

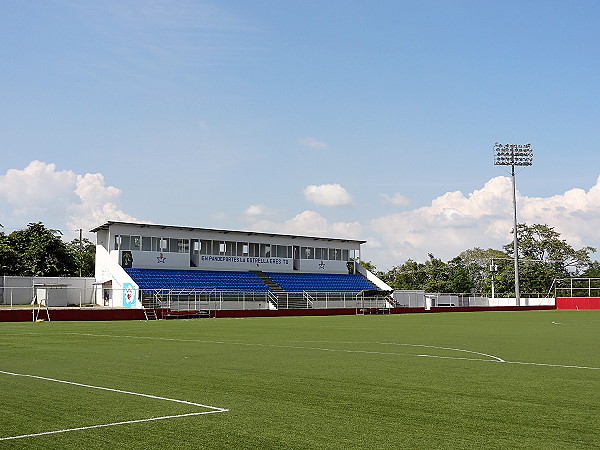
[{"left": 493, "top": 142, "right": 533, "bottom": 307}]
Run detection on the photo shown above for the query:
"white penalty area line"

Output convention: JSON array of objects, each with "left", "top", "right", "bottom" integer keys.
[{"left": 0, "top": 370, "right": 228, "bottom": 441}]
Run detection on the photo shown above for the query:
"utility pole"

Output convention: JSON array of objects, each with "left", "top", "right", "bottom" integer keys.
[
  {"left": 79, "top": 228, "right": 83, "bottom": 277},
  {"left": 490, "top": 259, "right": 497, "bottom": 302}
]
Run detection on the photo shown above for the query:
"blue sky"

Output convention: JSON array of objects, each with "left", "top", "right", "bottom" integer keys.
[{"left": 1, "top": 0, "right": 600, "bottom": 269}]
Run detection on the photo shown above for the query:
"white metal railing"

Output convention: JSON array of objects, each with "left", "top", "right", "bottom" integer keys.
[
  {"left": 138, "top": 288, "right": 387, "bottom": 311},
  {"left": 551, "top": 278, "right": 600, "bottom": 298}
]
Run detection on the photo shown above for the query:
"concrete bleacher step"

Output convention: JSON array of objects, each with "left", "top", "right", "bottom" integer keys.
[{"left": 251, "top": 271, "right": 284, "bottom": 292}]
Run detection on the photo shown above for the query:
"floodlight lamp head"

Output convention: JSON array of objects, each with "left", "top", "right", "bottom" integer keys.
[{"left": 493, "top": 142, "right": 533, "bottom": 166}]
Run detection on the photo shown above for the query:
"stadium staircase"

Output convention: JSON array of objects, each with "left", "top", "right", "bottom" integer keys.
[{"left": 251, "top": 271, "right": 310, "bottom": 309}]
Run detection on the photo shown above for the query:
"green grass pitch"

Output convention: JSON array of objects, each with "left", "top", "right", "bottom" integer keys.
[{"left": 1, "top": 310, "right": 599, "bottom": 449}]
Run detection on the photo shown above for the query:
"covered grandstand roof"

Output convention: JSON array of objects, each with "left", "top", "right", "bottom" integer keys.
[{"left": 90, "top": 221, "right": 367, "bottom": 244}]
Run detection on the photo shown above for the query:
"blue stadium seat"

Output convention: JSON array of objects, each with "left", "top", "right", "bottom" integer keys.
[
  {"left": 266, "top": 272, "right": 376, "bottom": 293},
  {"left": 125, "top": 268, "right": 270, "bottom": 293}
]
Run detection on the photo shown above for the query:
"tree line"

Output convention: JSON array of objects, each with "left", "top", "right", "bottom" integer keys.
[
  {"left": 364, "top": 223, "right": 600, "bottom": 295},
  {"left": 0, "top": 222, "right": 95, "bottom": 277}
]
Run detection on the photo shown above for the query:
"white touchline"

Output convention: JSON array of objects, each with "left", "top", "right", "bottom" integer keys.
[{"left": 0, "top": 370, "right": 228, "bottom": 441}]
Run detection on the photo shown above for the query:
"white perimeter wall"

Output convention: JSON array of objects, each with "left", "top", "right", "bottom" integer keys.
[{"left": 0, "top": 276, "right": 96, "bottom": 306}]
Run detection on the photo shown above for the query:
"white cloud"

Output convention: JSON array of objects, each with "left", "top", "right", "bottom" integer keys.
[
  {"left": 0, "top": 161, "right": 140, "bottom": 234},
  {"left": 303, "top": 183, "right": 353, "bottom": 207},
  {"left": 369, "top": 175, "right": 600, "bottom": 269},
  {"left": 243, "top": 204, "right": 277, "bottom": 218},
  {"left": 519, "top": 176, "right": 600, "bottom": 249},
  {"left": 249, "top": 210, "right": 363, "bottom": 240},
  {"left": 380, "top": 192, "right": 411, "bottom": 206},
  {"left": 299, "top": 137, "right": 328, "bottom": 149}
]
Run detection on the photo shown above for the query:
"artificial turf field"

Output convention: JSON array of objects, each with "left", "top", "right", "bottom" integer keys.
[{"left": 1, "top": 310, "right": 599, "bottom": 449}]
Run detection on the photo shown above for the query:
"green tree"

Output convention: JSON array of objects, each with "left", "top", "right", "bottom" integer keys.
[
  {"left": 505, "top": 223, "right": 596, "bottom": 275},
  {"left": 457, "top": 247, "right": 509, "bottom": 293},
  {"left": 2, "top": 222, "right": 77, "bottom": 276},
  {"left": 502, "top": 224, "right": 597, "bottom": 294},
  {"left": 378, "top": 224, "right": 599, "bottom": 295},
  {"left": 421, "top": 254, "right": 450, "bottom": 293},
  {"left": 445, "top": 256, "right": 478, "bottom": 294},
  {"left": 67, "top": 237, "right": 96, "bottom": 277},
  {"left": 0, "top": 226, "right": 19, "bottom": 275},
  {"left": 359, "top": 260, "right": 378, "bottom": 273},
  {"left": 582, "top": 261, "right": 600, "bottom": 278},
  {"left": 381, "top": 259, "right": 428, "bottom": 290}
]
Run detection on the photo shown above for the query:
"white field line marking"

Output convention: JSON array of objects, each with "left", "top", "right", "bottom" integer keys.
[
  {"left": 65, "top": 333, "right": 420, "bottom": 357},
  {"left": 415, "top": 354, "right": 600, "bottom": 370},
  {"left": 290, "top": 340, "right": 506, "bottom": 362},
  {"left": 0, "top": 411, "right": 223, "bottom": 441},
  {"left": 64, "top": 332, "right": 600, "bottom": 371},
  {"left": 0, "top": 370, "right": 228, "bottom": 441},
  {"left": 372, "top": 342, "right": 505, "bottom": 362}
]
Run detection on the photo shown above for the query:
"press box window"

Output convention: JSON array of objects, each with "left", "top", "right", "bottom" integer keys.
[
  {"left": 116, "top": 235, "right": 130, "bottom": 250},
  {"left": 260, "top": 244, "right": 271, "bottom": 258},
  {"left": 237, "top": 243, "right": 249, "bottom": 256},
  {"left": 249, "top": 243, "right": 260, "bottom": 257},
  {"left": 301, "top": 247, "right": 314, "bottom": 259},
  {"left": 160, "top": 238, "right": 169, "bottom": 252},
  {"left": 275, "top": 245, "right": 289, "bottom": 258},
  {"left": 131, "top": 236, "right": 141, "bottom": 251},
  {"left": 142, "top": 237, "right": 152, "bottom": 251},
  {"left": 200, "top": 240, "right": 211, "bottom": 255},
  {"left": 226, "top": 241, "right": 236, "bottom": 256}
]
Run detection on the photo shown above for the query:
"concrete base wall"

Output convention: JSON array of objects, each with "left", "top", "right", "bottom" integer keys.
[
  {"left": 556, "top": 297, "right": 600, "bottom": 310},
  {"left": 0, "top": 304, "right": 556, "bottom": 322}
]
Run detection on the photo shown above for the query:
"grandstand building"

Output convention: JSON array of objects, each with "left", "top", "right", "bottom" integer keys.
[{"left": 92, "top": 221, "right": 392, "bottom": 313}]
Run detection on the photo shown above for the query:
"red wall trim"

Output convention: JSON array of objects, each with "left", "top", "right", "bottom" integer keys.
[
  {"left": 0, "top": 305, "right": 555, "bottom": 322},
  {"left": 556, "top": 297, "right": 600, "bottom": 310}
]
